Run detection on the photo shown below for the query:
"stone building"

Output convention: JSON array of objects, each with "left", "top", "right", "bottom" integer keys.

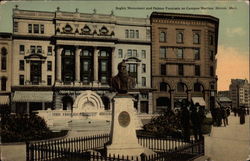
[
  {"left": 0, "top": 33, "right": 12, "bottom": 112},
  {"left": 150, "top": 12, "right": 219, "bottom": 112},
  {"left": 11, "top": 7, "right": 153, "bottom": 115},
  {"left": 229, "top": 79, "right": 249, "bottom": 109}
]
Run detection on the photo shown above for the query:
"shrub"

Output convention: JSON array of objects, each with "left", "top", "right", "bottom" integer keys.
[{"left": 0, "top": 114, "right": 67, "bottom": 143}]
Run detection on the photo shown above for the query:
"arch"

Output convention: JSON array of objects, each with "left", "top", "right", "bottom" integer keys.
[
  {"left": 101, "top": 96, "right": 110, "bottom": 110},
  {"left": 193, "top": 33, "right": 200, "bottom": 44},
  {"left": 159, "top": 82, "right": 171, "bottom": 92},
  {"left": 177, "top": 32, "right": 183, "bottom": 43},
  {"left": 64, "top": 24, "right": 73, "bottom": 33},
  {"left": 177, "top": 82, "right": 188, "bottom": 92},
  {"left": 159, "top": 31, "right": 166, "bottom": 42},
  {"left": 62, "top": 95, "right": 73, "bottom": 110},
  {"left": 73, "top": 90, "right": 104, "bottom": 112},
  {"left": 194, "top": 82, "right": 204, "bottom": 92}
]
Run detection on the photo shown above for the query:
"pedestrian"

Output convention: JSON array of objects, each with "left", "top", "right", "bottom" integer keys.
[
  {"left": 239, "top": 106, "right": 245, "bottom": 124},
  {"left": 221, "top": 107, "right": 227, "bottom": 126},
  {"left": 197, "top": 105, "right": 205, "bottom": 140},
  {"left": 190, "top": 103, "right": 202, "bottom": 141},
  {"left": 216, "top": 108, "right": 222, "bottom": 126},
  {"left": 180, "top": 102, "right": 190, "bottom": 142}
]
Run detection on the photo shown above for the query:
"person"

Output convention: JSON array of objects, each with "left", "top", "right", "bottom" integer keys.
[
  {"left": 180, "top": 103, "right": 190, "bottom": 142},
  {"left": 110, "top": 60, "right": 135, "bottom": 94},
  {"left": 190, "top": 104, "right": 202, "bottom": 141},
  {"left": 221, "top": 107, "right": 228, "bottom": 126},
  {"left": 197, "top": 104, "right": 205, "bottom": 140},
  {"left": 239, "top": 106, "right": 246, "bottom": 124},
  {"left": 216, "top": 107, "right": 222, "bottom": 126}
]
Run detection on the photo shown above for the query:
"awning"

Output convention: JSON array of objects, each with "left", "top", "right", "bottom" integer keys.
[
  {"left": 13, "top": 91, "right": 53, "bottom": 102},
  {"left": 192, "top": 97, "right": 206, "bottom": 106},
  {"left": 0, "top": 96, "right": 9, "bottom": 105}
]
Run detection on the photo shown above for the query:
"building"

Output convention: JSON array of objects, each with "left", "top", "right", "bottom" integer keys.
[
  {"left": 10, "top": 7, "right": 153, "bottom": 115},
  {"left": 150, "top": 12, "right": 219, "bottom": 112},
  {"left": 218, "top": 90, "right": 230, "bottom": 98},
  {"left": 0, "top": 33, "right": 12, "bottom": 113},
  {"left": 229, "top": 79, "right": 249, "bottom": 109}
]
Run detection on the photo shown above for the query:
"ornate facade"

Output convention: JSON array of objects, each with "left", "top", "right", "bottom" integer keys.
[
  {"left": 11, "top": 7, "right": 153, "bottom": 114},
  {"left": 150, "top": 12, "right": 219, "bottom": 112}
]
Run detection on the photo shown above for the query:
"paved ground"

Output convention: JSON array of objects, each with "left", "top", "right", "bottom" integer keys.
[{"left": 204, "top": 115, "right": 250, "bottom": 161}]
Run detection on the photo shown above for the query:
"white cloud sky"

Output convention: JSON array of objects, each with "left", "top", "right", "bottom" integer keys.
[{"left": 226, "top": 27, "right": 246, "bottom": 36}]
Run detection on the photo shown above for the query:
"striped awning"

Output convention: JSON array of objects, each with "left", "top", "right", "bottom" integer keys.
[
  {"left": 192, "top": 97, "right": 206, "bottom": 106},
  {"left": 13, "top": 91, "right": 53, "bottom": 102},
  {"left": 0, "top": 96, "right": 9, "bottom": 105}
]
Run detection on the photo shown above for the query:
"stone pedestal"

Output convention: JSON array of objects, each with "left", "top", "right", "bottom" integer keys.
[{"left": 106, "top": 94, "right": 154, "bottom": 157}]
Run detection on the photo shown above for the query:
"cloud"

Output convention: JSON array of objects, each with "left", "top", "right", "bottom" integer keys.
[
  {"left": 0, "top": 1, "right": 7, "bottom": 5},
  {"left": 226, "top": 27, "right": 246, "bottom": 37},
  {"left": 216, "top": 45, "right": 249, "bottom": 91}
]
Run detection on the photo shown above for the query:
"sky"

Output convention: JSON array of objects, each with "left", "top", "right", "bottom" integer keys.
[{"left": 0, "top": 0, "right": 249, "bottom": 91}]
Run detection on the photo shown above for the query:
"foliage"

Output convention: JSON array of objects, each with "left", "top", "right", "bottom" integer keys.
[
  {"left": 0, "top": 114, "right": 67, "bottom": 143},
  {"left": 142, "top": 110, "right": 182, "bottom": 138}
]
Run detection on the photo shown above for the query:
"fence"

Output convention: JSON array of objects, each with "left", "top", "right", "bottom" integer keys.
[{"left": 26, "top": 134, "right": 204, "bottom": 161}]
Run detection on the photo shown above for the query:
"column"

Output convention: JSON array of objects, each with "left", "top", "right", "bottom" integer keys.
[
  {"left": 42, "top": 102, "right": 45, "bottom": 110},
  {"left": 26, "top": 60, "right": 30, "bottom": 84},
  {"left": 27, "top": 102, "right": 30, "bottom": 114},
  {"left": 187, "top": 89, "right": 192, "bottom": 102},
  {"left": 204, "top": 90, "right": 210, "bottom": 109},
  {"left": 137, "top": 64, "right": 141, "bottom": 87},
  {"left": 111, "top": 47, "right": 116, "bottom": 77},
  {"left": 75, "top": 47, "right": 81, "bottom": 84},
  {"left": 137, "top": 94, "right": 141, "bottom": 113},
  {"left": 93, "top": 47, "right": 99, "bottom": 82},
  {"left": 56, "top": 47, "right": 63, "bottom": 83},
  {"left": 148, "top": 92, "right": 153, "bottom": 114},
  {"left": 170, "top": 90, "right": 175, "bottom": 109}
]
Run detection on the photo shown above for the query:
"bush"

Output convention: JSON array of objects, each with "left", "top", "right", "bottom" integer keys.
[{"left": 0, "top": 114, "right": 68, "bottom": 143}]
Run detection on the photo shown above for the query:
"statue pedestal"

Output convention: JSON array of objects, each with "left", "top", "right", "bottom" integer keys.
[{"left": 106, "top": 94, "right": 154, "bottom": 157}]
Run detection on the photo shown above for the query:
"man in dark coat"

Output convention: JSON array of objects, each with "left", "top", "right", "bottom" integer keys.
[{"left": 180, "top": 103, "right": 190, "bottom": 142}]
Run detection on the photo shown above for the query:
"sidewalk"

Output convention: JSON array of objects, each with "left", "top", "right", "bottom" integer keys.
[{"left": 204, "top": 115, "right": 250, "bottom": 161}]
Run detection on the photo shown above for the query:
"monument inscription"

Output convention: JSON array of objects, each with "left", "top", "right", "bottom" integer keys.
[{"left": 118, "top": 111, "right": 130, "bottom": 127}]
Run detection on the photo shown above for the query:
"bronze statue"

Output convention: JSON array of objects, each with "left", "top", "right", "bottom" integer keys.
[{"left": 110, "top": 61, "right": 136, "bottom": 93}]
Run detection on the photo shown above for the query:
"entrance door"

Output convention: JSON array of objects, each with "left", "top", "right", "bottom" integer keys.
[{"left": 30, "top": 61, "right": 42, "bottom": 85}]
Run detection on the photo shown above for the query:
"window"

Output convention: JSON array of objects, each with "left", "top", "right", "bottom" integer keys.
[
  {"left": 28, "top": 24, "right": 32, "bottom": 33},
  {"left": 125, "top": 29, "right": 129, "bottom": 38},
  {"left": 177, "top": 48, "right": 183, "bottom": 59},
  {"left": 19, "top": 60, "right": 24, "bottom": 71},
  {"left": 195, "top": 65, "right": 200, "bottom": 76},
  {"left": 194, "top": 48, "right": 200, "bottom": 60},
  {"left": 159, "top": 31, "right": 166, "bottom": 42},
  {"left": 101, "top": 76, "right": 107, "bottom": 83},
  {"left": 100, "top": 26, "right": 109, "bottom": 35},
  {"left": 1, "top": 77, "right": 7, "bottom": 91},
  {"left": 176, "top": 31, "right": 184, "bottom": 43},
  {"left": 127, "top": 49, "right": 132, "bottom": 57},
  {"left": 34, "top": 24, "right": 39, "bottom": 33},
  {"left": 64, "top": 24, "right": 72, "bottom": 33},
  {"left": 118, "top": 49, "right": 123, "bottom": 58},
  {"left": 37, "top": 46, "right": 42, "bottom": 54},
  {"left": 1, "top": 48, "right": 7, "bottom": 70},
  {"left": 127, "top": 63, "right": 137, "bottom": 81},
  {"left": 210, "top": 66, "right": 214, "bottom": 76},
  {"left": 19, "top": 75, "right": 24, "bottom": 85},
  {"left": 146, "top": 29, "right": 150, "bottom": 39},
  {"left": 135, "top": 30, "right": 139, "bottom": 38},
  {"left": 210, "top": 50, "right": 214, "bottom": 61},
  {"left": 160, "top": 82, "right": 167, "bottom": 91},
  {"left": 14, "top": 22, "right": 18, "bottom": 32},
  {"left": 83, "top": 61, "right": 89, "bottom": 72},
  {"left": 47, "top": 75, "right": 52, "bottom": 85},
  {"left": 130, "top": 30, "right": 134, "bottom": 38},
  {"left": 177, "top": 82, "right": 185, "bottom": 92},
  {"left": 141, "top": 50, "right": 146, "bottom": 59},
  {"left": 142, "top": 77, "right": 146, "bottom": 87},
  {"left": 160, "top": 47, "right": 166, "bottom": 59},
  {"left": 209, "top": 35, "right": 214, "bottom": 45},
  {"left": 30, "top": 46, "right": 36, "bottom": 54},
  {"left": 47, "top": 46, "right": 52, "bottom": 55},
  {"left": 101, "top": 61, "right": 107, "bottom": 72},
  {"left": 40, "top": 24, "right": 44, "bottom": 34},
  {"left": 193, "top": 33, "right": 200, "bottom": 44},
  {"left": 132, "top": 50, "right": 137, "bottom": 57},
  {"left": 47, "top": 61, "right": 52, "bottom": 71},
  {"left": 194, "top": 83, "right": 202, "bottom": 92},
  {"left": 142, "top": 64, "right": 146, "bottom": 73},
  {"left": 178, "top": 64, "right": 184, "bottom": 76},
  {"left": 20, "top": 45, "right": 25, "bottom": 55},
  {"left": 160, "top": 64, "right": 166, "bottom": 75}
]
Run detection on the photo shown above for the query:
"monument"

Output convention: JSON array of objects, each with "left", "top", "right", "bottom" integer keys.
[{"left": 106, "top": 61, "right": 154, "bottom": 157}]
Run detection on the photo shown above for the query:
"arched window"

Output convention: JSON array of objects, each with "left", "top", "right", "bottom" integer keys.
[
  {"left": 1, "top": 48, "right": 7, "bottom": 70},
  {"left": 176, "top": 32, "right": 183, "bottom": 43},
  {"left": 82, "top": 25, "right": 91, "bottom": 34},
  {"left": 64, "top": 24, "right": 73, "bottom": 33},
  {"left": 100, "top": 26, "right": 109, "bottom": 35},
  {"left": 159, "top": 31, "right": 166, "bottom": 42},
  {"left": 1, "top": 77, "right": 7, "bottom": 91},
  {"left": 193, "top": 33, "right": 200, "bottom": 44},
  {"left": 177, "top": 82, "right": 186, "bottom": 92},
  {"left": 194, "top": 82, "right": 203, "bottom": 92},
  {"left": 160, "top": 82, "right": 167, "bottom": 91}
]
